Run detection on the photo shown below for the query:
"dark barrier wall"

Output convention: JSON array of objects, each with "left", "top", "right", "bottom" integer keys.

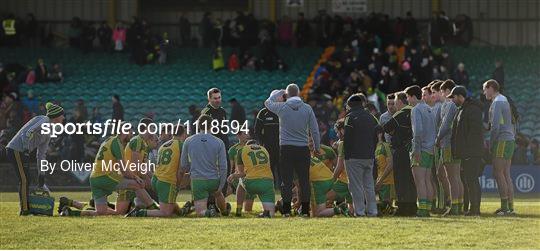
[{"left": 0, "top": 163, "right": 538, "bottom": 193}]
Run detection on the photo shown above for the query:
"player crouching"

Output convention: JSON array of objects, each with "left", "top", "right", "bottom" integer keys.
[
  {"left": 308, "top": 137, "right": 347, "bottom": 217},
  {"left": 228, "top": 140, "right": 276, "bottom": 217},
  {"left": 59, "top": 129, "right": 156, "bottom": 216},
  {"left": 126, "top": 125, "right": 192, "bottom": 217}
]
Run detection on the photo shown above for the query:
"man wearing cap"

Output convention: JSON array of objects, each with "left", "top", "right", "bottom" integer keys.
[
  {"left": 265, "top": 83, "right": 320, "bottom": 217},
  {"left": 6, "top": 102, "right": 65, "bottom": 215},
  {"left": 343, "top": 93, "right": 380, "bottom": 217},
  {"left": 449, "top": 86, "right": 484, "bottom": 216}
]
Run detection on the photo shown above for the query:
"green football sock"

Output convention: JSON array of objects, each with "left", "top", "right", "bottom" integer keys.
[
  {"left": 147, "top": 203, "right": 159, "bottom": 210},
  {"left": 509, "top": 201, "right": 514, "bottom": 211},
  {"left": 333, "top": 206, "right": 341, "bottom": 215},
  {"left": 70, "top": 210, "right": 81, "bottom": 216},
  {"left": 501, "top": 199, "right": 509, "bottom": 211},
  {"left": 66, "top": 198, "right": 74, "bottom": 207},
  {"left": 235, "top": 207, "right": 242, "bottom": 216},
  {"left": 136, "top": 209, "right": 147, "bottom": 217}
]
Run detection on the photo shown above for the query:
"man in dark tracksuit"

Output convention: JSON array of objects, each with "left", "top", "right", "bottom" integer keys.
[
  {"left": 254, "top": 107, "right": 280, "bottom": 187},
  {"left": 382, "top": 92, "right": 417, "bottom": 216},
  {"left": 201, "top": 88, "right": 231, "bottom": 195},
  {"left": 343, "top": 94, "right": 380, "bottom": 216},
  {"left": 449, "top": 86, "right": 485, "bottom": 216}
]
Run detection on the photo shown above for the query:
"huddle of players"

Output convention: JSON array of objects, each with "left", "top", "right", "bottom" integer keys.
[
  {"left": 58, "top": 79, "right": 513, "bottom": 218},
  {"left": 57, "top": 115, "right": 396, "bottom": 218},
  {"left": 384, "top": 79, "right": 516, "bottom": 217}
]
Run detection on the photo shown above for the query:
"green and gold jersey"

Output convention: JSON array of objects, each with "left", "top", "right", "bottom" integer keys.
[
  {"left": 336, "top": 140, "right": 349, "bottom": 184},
  {"left": 228, "top": 142, "right": 243, "bottom": 172},
  {"left": 91, "top": 135, "right": 123, "bottom": 180},
  {"left": 154, "top": 139, "right": 183, "bottom": 184},
  {"left": 309, "top": 156, "right": 333, "bottom": 182},
  {"left": 236, "top": 144, "right": 273, "bottom": 180},
  {"left": 375, "top": 142, "right": 394, "bottom": 185},
  {"left": 316, "top": 144, "right": 337, "bottom": 170},
  {"left": 124, "top": 135, "right": 151, "bottom": 163}
]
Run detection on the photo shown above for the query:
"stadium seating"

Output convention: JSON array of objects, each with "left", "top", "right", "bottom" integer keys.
[
  {"left": 448, "top": 47, "right": 540, "bottom": 140},
  {"left": 2, "top": 46, "right": 538, "bottom": 140},
  {"left": 2, "top": 47, "right": 322, "bottom": 125}
]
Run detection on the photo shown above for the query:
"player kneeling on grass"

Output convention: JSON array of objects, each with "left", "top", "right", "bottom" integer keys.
[
  {"left": 118, "top": 118, "right": 160, "bottom": 212},
  {"left": 227, "top": 140, "right": 275, "bottom": 217},
  {"left": 329, "top": 119, "right": 353, "bottom": 215},
  {"left": 308, "top": 137, "right": 347, "bottom": 217},
  {"left": 126, "top": 125, "right": 192, "bottom": 217},
  {"left": 59, "top": 130, "right": 156, "bottom": 216},
  {"left": 374, "top": 129, "right": 396, "bottom": 215},
  {"left": 179, "top": 114, "right": 229, "bottom": 217},
  {"left": 228, "top": 131, "right": 255, "bottom": 216}
]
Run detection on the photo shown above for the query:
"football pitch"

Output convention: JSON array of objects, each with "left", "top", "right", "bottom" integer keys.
[{"left": 1, "top": 191, "right": 539, "bottom": 249}]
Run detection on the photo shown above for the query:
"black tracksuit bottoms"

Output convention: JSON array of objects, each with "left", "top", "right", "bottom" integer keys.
[{"left": 279, "top": 145, "right": 311, "bottom": 215}]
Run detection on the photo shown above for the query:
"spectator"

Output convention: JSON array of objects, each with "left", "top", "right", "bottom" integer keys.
[
  {"left": 25, "top": 13, "right": 39, "bottom": 48},
  {"left": 178, "top": 13, "right": 191, "bottom": 47},
  {"left": 90, "top": 106, "right": 103, "bottom": 124},
  {"left": 399, "top": 61, "right": 414, "bottom": 89},
  {"left": 35, "top": 58, "right": 48, "bottom": 83},
  {"left": 212, "top": 47, "right": 225, "bottom": 71},
  {"left": 97, "top": 21, "right": 112, "bottom": 52},
  {"left": 47, "top": 63, "right": 63, "bottom": 83},
  {"left": 112, "top": 22, "right": 126, "bottom": 52},
  {"left": 21, "top": 90, "right": 39, "bottom": 116},
  {"left": 0, "top": 63, "right": 9, "bottom": 92},
  {"left": 112, "top": 94, "right": 124, "bottom": 121},
  {"left": 81, "top": 21, "right": 96, "bottom": 53},
  {"left": 314, "top": 10, "right": 332, "bottom": 47},
  {"left": 295, "top": 12, "right": 311, "bottom": 47},
  {"left": 157, "top": 32, "right": 169, "bottom": 65},
  {"left": 404, "top": 11, "right": 419, "bottom": 40},
  {"left": 69, "top": 109, "right": 85, "bottom": 162},
  {"left": 74, "top": 99, "right": 88, "bottom": 122},
  {"left": 453, "top": 63, "right": 470, "bottom": 89},
  {"left": 68, "top": 17, "right": 82, "bottom": 48},
  {"left": 492, "top": 60, "right": 504, "bottom": 92},
  {"left": 227, "top": 51, "right": 239, "bottom": 71},
  {"left": 200, "top": 12, "right": 214, "bottom": 48},
  {"left": 529, "top": 139, "right": 540, "bottom": 165},
  {"left": 2, "top": 14, "right": 19, "bottom": 47},
  {"left": 0, "top": 92, "right": 23, "bottom": 130},
  {"left": 278, "top": 15, "right": 293, "bottom": 46},
  {"left": 229, "top": 98, "right": 246, "bottom": 125}
]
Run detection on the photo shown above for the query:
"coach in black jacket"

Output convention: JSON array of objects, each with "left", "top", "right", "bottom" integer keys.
[
  {"left": 343, "top": 93, "right": 379, "bottom": 216},
  {"left": 449, "top": 86, "right": 484, "bottom": 216},
  {"left": 254, "top": 107, "right": 280, "bottom": 186}
]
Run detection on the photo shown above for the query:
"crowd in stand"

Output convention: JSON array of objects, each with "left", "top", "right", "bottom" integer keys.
[{"left": 0, "top": 10, "right": 538, "bottom": 166}]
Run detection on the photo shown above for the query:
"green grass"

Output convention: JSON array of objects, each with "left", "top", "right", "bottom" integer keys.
[{"left": 1, "top": 192, "right": 539, "bottom": 249}]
